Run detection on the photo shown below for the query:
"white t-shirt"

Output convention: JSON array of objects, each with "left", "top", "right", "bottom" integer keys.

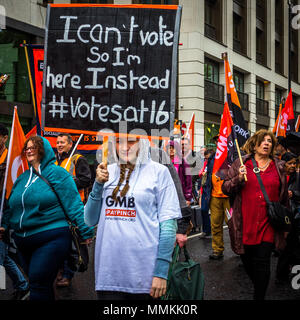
[{"left": 94, "top": 159, "right": 181, "bottom": 293}]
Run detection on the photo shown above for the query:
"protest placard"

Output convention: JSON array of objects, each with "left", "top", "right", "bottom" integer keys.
[{"left": 42, "top": 4, "right": 182, "bottom": 139}]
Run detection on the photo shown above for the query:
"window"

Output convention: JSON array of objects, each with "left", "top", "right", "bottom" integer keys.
[
  {"left": 233, "top": 14, "right": 241, "bottom": 51},
  {"left": 275, "top": 40, "right": 283, "bottom": 74},
  {"left": 204, "top": 58, "right": 219, "bottom": 84},
  {"left": 275, "top": 0, "right": 284, "bottom": 74},
  {"left": 275, "top": 0, "right": 283, "bottom": 36},
  {"left": 204, "top": 123, "right": 220, "bottom": 147},
  {"left": 256, "top": 28, "right": 266, "bottom": 66},
  {"left": 293, "top": 95, "right": 297, "bottom": 112},
  {"left": 256, "top": 81, "right": 264, "bottom": 100},
  {"left": 233, "top": 0, "right": 247, "bottom": 55},
  {"left": 256, "top": 0, "right": 267, "bottom": 66},
  {"left": 204, "top": 0, "right": 222, "bottom": 42},
  {"left": 0, "top": 28, "right": 34, "bottom": 104},
  {"left": 291, "top": 30, "right": 299, "bottom": 83},
  {"left": 0, "top": 114, "right": 32, "bottom": 139},
  {"left": 275, "top": 89, "right": 283, "bottom": 107},
  {"left": 256, "top": 81, "right": 268, "bottom": 116},
  {"left": 256, "top": 0, "right": 265, "bottom": 22},
  {"left": 275, "top": 88, "right": 283, "bottom": 118},
  {"left": 233, "top": 70, "right": 244, "bottom": 92}
]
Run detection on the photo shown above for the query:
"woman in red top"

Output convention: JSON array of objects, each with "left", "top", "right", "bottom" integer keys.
[{"left": 222, "top": 129, "right": 288, "bottom": 300}]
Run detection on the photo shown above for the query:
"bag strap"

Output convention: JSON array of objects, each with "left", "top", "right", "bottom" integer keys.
[
  {"left": 33, "top": 169, "right": 72, "bottom": 225},
  {"left": 167, "top": 244, "right": 180, "bottom": 280},
  {"left": 251, "top": 157, "right": 271, "bottom": 205}
]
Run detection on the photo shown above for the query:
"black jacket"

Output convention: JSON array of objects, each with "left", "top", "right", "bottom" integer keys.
[{"left": 56, "top": 150, "right": 91, "bottom": 190}]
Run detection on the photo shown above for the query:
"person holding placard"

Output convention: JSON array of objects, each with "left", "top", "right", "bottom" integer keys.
[{"left": 84, "top": 136, "right": 181, "bottom": 300}]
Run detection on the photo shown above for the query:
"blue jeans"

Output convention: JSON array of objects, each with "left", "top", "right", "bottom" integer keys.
[
  {"left": 61, "top": 259, "right": 75, "bottom": 280},
  {"left": 13, "top": 227, "right": 72, "bottom": 301},
  {"left": 201, "top": 210, "right": 211, "bottom": 235},
  {"left": 0, "top": 240, "right": 28, "bottom": 291}
]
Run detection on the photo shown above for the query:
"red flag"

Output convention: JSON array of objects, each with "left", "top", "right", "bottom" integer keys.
[
  {"left": 26, "top": 125, "right": 37, "bottom": 139},
  {"left": 24, "top": 44, "right": 44, "bottom": 135},
  {"left": 277, "top": 90, "right": 294, "bottom": 137},
  {"left": 213, "top": 102, "right": 235, "bottom": 179}
]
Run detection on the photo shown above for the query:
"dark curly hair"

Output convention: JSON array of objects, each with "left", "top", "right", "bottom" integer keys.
[{"left": 22, "top": 136, "right": 45, "bottom": 162}]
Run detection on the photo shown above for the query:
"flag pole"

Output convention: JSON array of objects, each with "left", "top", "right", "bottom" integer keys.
[
  {"left": 102, "top": 136, "right": 109, "bottom": 167},
  {"left": 222, "top": 52, "right": 228, "bottom": 104},
  {"left": 23, "top": 40, "right": 37, "bottom": 119},
  {"left": 63, "top": 134, "right": 84, "bottom": 169},
  {"left": 0, "top": 107, "right": 17, "bottom": 225},
  {"left": 234, "top": 138, "right": 247, "bottom": 182}
]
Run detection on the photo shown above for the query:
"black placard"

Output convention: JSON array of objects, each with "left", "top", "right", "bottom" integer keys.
[{"left": 42, "top": 4, "right": 181, "bottom": 138}]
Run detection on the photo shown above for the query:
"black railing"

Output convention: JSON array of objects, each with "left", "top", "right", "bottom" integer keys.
[
  {"left": 256, "top": 52, "right": 265, "bottom": 65},
  {"left": 237, "top": 91, "right": 249, "bottom": 111},
  {"left": 204, "top": 80, "right": 224, "bottom": 104},
  {"left": 205, "top": 23, "right": 217, "bottom": 40},
  {"left": 233, "top": 38, "right": 242, "bottom": 53},
  {"left": 275, "top": 62, "right": 283, "bottom": 74},
  {"left": 256, "top": 98, "right": 269, "bottom": 116}
]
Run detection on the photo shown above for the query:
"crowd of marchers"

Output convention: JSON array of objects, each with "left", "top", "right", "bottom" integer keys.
[{"left": 0, "top": 123, "right": 299, "bottom": 301}]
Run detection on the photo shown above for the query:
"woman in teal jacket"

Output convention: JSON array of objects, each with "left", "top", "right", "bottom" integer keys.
[{"left": 2, "top": 136, "right": 94, "bottom": 300}]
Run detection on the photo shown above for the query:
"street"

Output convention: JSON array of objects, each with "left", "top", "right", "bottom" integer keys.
[{"left": 0, "top": 226, "right": 300, "bottom": 301}]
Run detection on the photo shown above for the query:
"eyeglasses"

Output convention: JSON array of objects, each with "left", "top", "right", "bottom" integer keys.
[{"left": 25, "top": 146, "right": 37, "bottom": 152}]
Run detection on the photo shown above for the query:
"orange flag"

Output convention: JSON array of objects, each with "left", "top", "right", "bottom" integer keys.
[
  {"left": 4, "top": 107, "right": 29, "bottom": 199},
  {"left": 184, "top": 113, "right": 195, "bottom": 150},
  {"left": 272, "top": 103, "right": 282, "bottom": 136}
]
